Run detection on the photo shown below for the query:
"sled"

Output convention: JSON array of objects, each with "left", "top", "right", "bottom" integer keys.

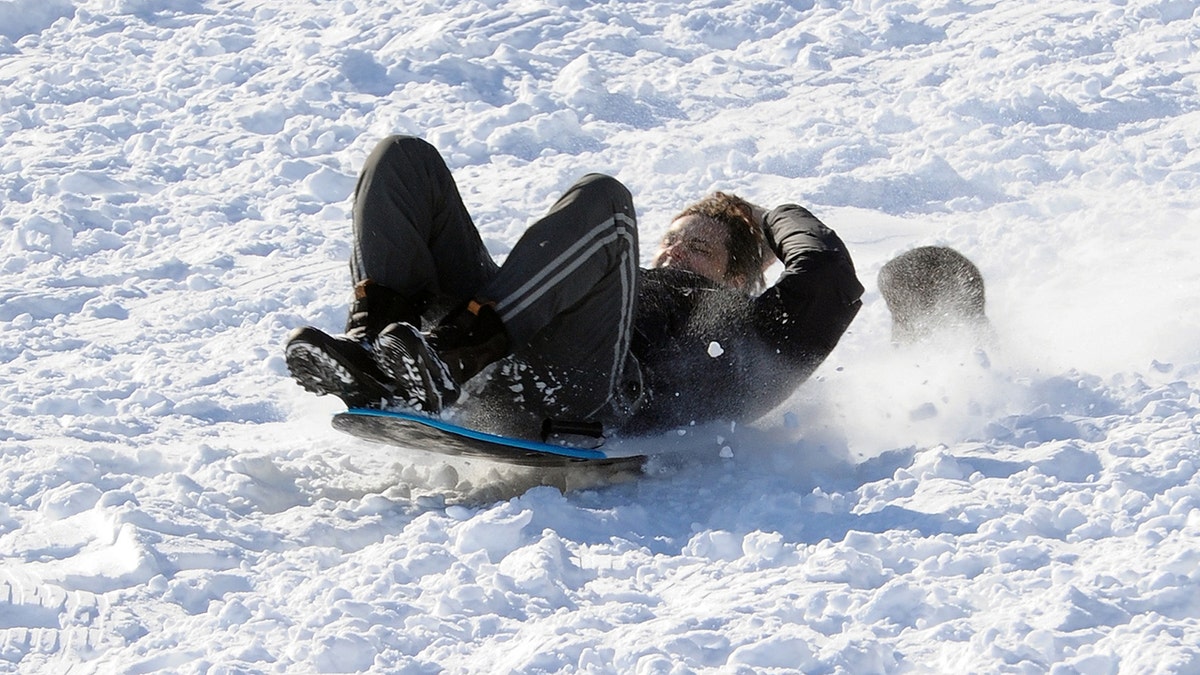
[{"left": 332, "top": 408, "right": 646, "bottom": 469}]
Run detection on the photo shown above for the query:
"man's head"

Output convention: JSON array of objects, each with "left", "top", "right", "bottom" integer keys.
[{"left": 652, "top": 192, "right": 768, "bottom": 292}]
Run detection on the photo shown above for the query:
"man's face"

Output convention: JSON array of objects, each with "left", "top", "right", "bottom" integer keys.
[{"left": 652, "top": 215, "right": 730, "bottom": 284}]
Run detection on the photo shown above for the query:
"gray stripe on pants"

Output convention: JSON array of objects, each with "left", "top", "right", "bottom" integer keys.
[{"left": 495, "top": 213, "right": 636, "bottom": 321}]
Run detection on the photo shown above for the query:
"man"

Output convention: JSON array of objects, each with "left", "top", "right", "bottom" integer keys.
[{"left": 286, "top": 135, "right": 863, "bottom": 439}]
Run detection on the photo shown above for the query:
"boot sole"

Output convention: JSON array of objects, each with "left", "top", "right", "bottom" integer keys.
[
  {"left": 375, "top": 324, "right": 457, "bottom": 414},
  {"left": 285, "top": 329, "right": 392, "bottom": 408}
]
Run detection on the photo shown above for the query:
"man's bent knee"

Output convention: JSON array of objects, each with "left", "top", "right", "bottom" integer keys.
[
  {"left": 571, "top": 173, "right": 634, "bottom": 211},
  {"left": 368, "top": 135, "right": 438, "bottom": 169}
]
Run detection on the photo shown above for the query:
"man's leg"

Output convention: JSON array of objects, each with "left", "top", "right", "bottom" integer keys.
[
  {"left": 376, "top": 173, "right": 641, "bottom": 426},
  {"left": 287, "top": 135, "right": 497, "bottom": 407},
  {"left": 482, "top": 173, "right": 641, "bottom": 422},
  {"left": 351, "top": 135, "right": 498, "bottom": 309}
]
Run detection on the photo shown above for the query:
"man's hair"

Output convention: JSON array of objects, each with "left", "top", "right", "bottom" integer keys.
[{"left": 674, "top": 191, "right": 767, "bottom": 292}]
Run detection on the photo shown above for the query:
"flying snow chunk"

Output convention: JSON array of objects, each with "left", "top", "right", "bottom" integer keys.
[{"left": 707, "top": 341, "right": 724, "bottom": 358}]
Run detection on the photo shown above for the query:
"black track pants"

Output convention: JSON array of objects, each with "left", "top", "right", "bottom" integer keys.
[
  {"left": 349, "top": 135, "right": 641, "bottom": 424},
  {"left": 350, "top": 135, "right": 498, "bottom": 303}
]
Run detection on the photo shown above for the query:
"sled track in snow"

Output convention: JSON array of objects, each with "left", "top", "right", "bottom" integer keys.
[{"left": 0, "top": 571, "right": 110, "bottom": 670}]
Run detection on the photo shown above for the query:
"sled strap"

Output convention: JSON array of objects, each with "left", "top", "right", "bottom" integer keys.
[{"left": 542, "top": 419, "right": 605, "bottom": 449}]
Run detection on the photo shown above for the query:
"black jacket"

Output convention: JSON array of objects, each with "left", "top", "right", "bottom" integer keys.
[{"left": 621, "top": 204, "right": 863, "bottom": 434}]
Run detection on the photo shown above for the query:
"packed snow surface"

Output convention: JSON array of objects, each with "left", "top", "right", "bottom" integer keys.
[{"left": 3, "top": 0, "right": 1200, "bottom": 672}]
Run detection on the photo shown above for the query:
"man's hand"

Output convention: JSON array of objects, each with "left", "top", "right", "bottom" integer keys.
[
  {"left": 748, "top": 202, "right": 769, "bottom": 227},
  {"left": 747, "top": 203, "right": 781, "bottom": 271}
]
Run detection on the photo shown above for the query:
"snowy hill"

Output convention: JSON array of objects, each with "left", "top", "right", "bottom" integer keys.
[{"left": 2, "top": 0, "right": 1199, "bottom": 672}]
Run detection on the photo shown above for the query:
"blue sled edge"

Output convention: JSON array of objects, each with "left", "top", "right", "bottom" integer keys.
[{"left": 343, "top": 407, "right": 611, "bottom": 461}]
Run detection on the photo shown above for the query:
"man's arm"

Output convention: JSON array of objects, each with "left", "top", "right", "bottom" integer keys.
[
  {"left": 763, "top": 204, "right": 852, "bottom": 274},
  {"left": 754, "top": 204, "right": 864, "bottom": 356}
]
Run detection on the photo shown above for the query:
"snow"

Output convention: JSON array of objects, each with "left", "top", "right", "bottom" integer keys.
[{"left": 2, "top": 0, "right": 1199, "bottom": 672}]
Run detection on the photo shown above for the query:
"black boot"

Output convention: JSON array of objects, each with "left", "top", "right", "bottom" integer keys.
[
  {"left": 375, "top": 300, "right": 510, "bottom": 414},
  {"left": 285, "top": 281, "right": 425, "bottom": 408}
]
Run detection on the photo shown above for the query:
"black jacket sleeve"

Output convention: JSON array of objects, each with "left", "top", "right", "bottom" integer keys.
[{"left": 754, "top": 204, "right": 864, "bottom": 358}]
